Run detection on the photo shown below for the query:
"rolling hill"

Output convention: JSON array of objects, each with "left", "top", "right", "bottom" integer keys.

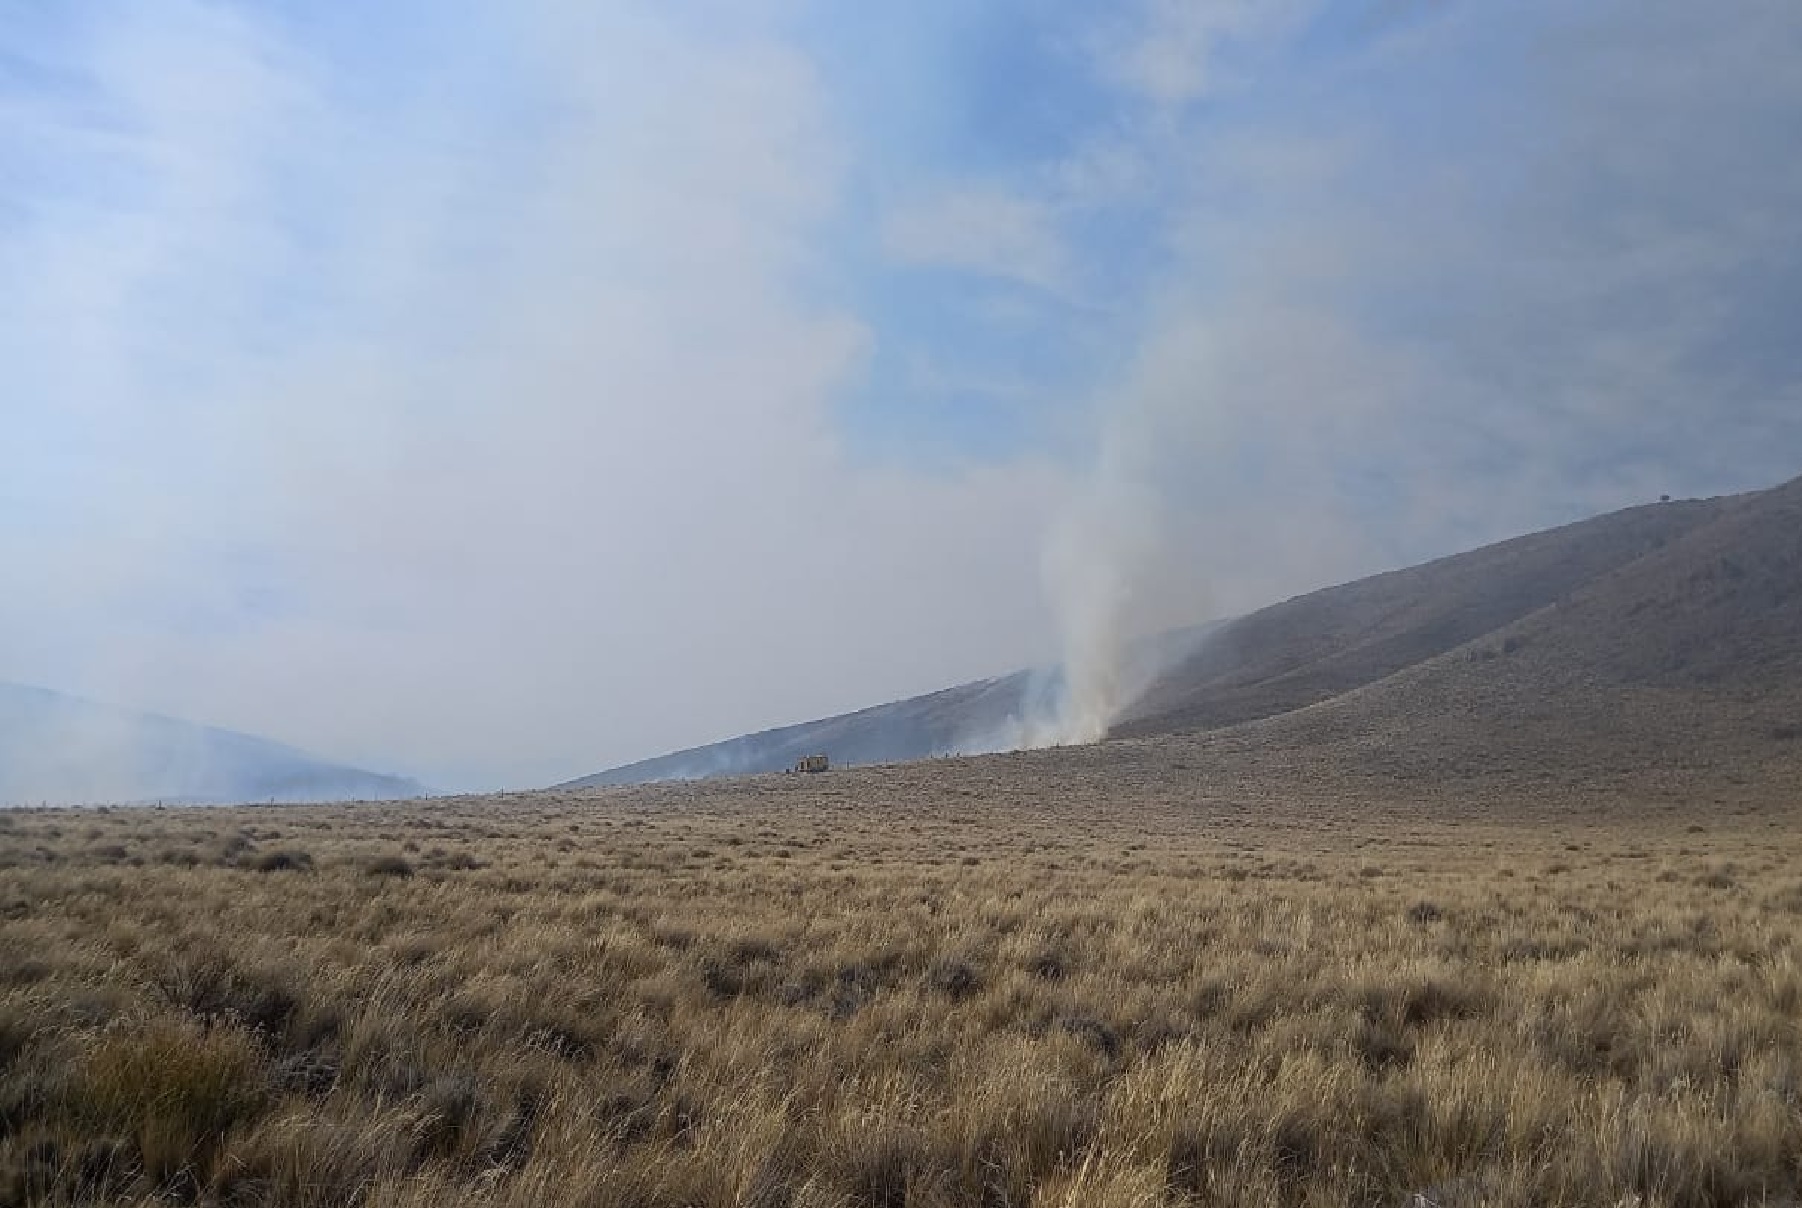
[
  {"left": 1111, "top": 494, "right": 1731, "bottom": 738},
  {"left": 557, "top": 626, "right": 1219, "bottom": 789},
  {"left": 559, "top": 674, "right": 1054, "bottom": 788},
  {"left": 0, "top": 684, "right": 426, "bottom": 806},
  {"left": 566, "top": 474, "right": 1802, "bottom": 791},
  {"left": 1176, "top": 473, "right": 1802, "bottom": 791}
]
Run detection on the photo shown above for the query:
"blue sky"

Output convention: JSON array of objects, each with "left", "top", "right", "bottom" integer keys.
[{"left": 3, "top": 0, "right": 1800, "bottom": 788}]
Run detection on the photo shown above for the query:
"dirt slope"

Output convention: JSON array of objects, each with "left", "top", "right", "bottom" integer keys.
[
  {"left": 1114, "top": 495, "right": 1729, "bottom": 738},
  {"left": 558, "top": 674, "right": 1052, "bottom": 787},
  {"left": 567, "top": 474, "right": 1800, "bottom": 794},
  {"left": 1146, "top": 475, "right": 1802, "bottom": 793},
  {"left": 559, "top": 625, "right": 1218, "bottom": 788}
]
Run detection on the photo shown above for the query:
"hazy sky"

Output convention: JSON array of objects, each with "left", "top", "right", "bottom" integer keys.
[{"left": 4, "top": 0, "right": 1800, "bottom": 789}]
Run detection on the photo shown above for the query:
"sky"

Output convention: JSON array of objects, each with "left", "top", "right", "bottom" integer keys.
[{"left": 3, "top": 0, "right": 1801, "bottom": 789}]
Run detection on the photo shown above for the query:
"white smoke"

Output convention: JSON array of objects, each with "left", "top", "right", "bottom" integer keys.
[
  {"left": 1008, "top": 371, "right": 1209, "bottom": 749},
  {"left": 1035, "top": 468, "right": 1165, "bottom": 745}
]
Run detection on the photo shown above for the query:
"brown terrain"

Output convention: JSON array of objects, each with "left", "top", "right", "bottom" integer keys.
[
  {"left": 1, "top": 475, "right": 1800, "bottom": 1207},
  {"left": 1119, "top": 474, "right": 1802, "bottom": 800}
]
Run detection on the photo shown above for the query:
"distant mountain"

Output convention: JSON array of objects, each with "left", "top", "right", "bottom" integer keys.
[
  {"left": 563, "top": 473, "right": 1802, "bottom": 793},
  {"left": 0, "top": 684, "right": 425, "bottom": 805}
]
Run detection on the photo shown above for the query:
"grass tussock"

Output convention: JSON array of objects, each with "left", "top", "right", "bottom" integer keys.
[{"left": 1, "top": 776, "right": 1800, "bottom": 1206}]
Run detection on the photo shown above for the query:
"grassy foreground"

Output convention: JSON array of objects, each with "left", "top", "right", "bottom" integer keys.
[{"left": 1, "top": 769, "right": 1799, "bottom": 1207}]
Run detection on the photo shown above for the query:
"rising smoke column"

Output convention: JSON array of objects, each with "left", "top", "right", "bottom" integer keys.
[{"left": 1036, "top": 410, "right": 1167, "bottom": 746}]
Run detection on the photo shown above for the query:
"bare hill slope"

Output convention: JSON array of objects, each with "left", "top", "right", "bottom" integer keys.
[
  {"left": 559, "top": 673, "right": 1052, "bottom": 788},
  {"left": 558, "top": 625, "right": 1222, "bottom": 788},
  {"left": 1113, "top": 495, "right": 1729, "bottom": 738},
  {"left": 566, "top": 475, "right": 1800, "bottom": 791},
  {"left": 1180, "top": 475, "right": 1802, "bottom": 789}
]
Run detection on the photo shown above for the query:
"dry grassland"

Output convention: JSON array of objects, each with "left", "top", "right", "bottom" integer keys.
[{"left": 2, "top": 761, "right": 1800, "bottom": 1207}]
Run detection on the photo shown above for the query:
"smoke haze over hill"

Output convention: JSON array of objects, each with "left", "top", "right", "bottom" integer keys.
[
  {"left": 0, "top": 683, "right": 423, "bottom": 805},
  {"left": 4, "top": 2, "right": 1800, "bottom": 789},
  {"left": 568, "top": 478, "right": 1802, "bottom": 789}
]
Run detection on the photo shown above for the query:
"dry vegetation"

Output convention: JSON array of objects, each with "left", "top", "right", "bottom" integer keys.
[{"left": 2, "top": 761, "right": 1801, "bottom": 1207}]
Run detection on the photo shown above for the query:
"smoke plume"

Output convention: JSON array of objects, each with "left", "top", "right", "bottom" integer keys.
[{"left": 1035, "top": 432, "right": 1169, "bottom": 745}]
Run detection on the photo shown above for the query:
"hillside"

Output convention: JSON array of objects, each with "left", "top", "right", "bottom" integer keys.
[
  {"left": 1114, "top": 494, "right": 1730, "bottom": 737},
  {"left": 559, "top": 674, "right": 1048, "bottom": 787},
  {"left": 1177, "top": 474, "right": 1802, "bottom": 790},
  {"left": 568, "top": 475, "right": 1801, "bottom": 792},
  {"left": 0, "top": 684, "right": 426, "bottom": 805},
  {"left": 559, "top": 626, "right": 1218, "bottom": 788}
]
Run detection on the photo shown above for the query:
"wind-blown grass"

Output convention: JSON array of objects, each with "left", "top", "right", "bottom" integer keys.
[{"left": 1, "top": 771, "right": 1798, "bottom": 1206}]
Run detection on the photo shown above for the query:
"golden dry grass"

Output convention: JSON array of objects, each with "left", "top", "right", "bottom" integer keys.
[{"left": 2, "top": 759, "right": 1800, "bottom": 1207}]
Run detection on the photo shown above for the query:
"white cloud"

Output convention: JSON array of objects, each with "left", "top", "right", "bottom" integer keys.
[
  {"left": 0, "top": 1, "right": 1071, "bottom": 787},
  {"left": 1095, "top": 0, "right": 1318, "bottom": 107},
  {"left": 880, "top": 187, "right": 1071, "bottom": 291}
]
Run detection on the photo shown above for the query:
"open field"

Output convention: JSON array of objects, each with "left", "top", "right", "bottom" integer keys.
[{"left": 3, "top": 755, "right": 1801, "bottom": 1207}]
